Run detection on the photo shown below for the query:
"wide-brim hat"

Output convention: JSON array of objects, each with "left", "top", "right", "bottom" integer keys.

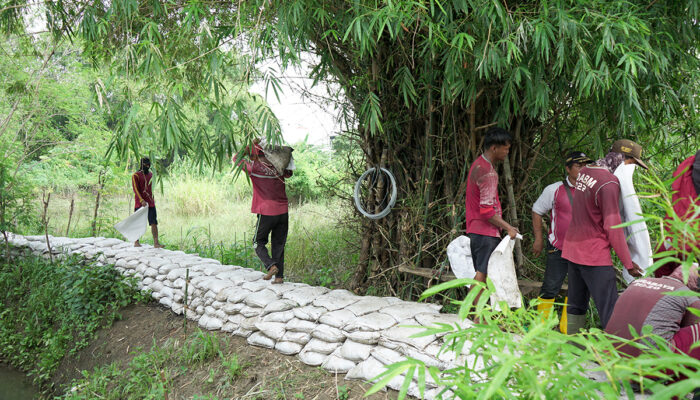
[{"left": 611, "top": 139, "right": 649, "bottom": 170}]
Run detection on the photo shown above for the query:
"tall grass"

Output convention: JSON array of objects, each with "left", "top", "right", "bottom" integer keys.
[{"left": 35, "top": 170, "right": 359, "bottom": 290}]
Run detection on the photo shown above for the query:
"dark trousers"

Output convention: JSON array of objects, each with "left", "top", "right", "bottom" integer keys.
[
  {"left": 539, "top": 243, "right": 569, "bottom": 299},
  {"left": 567, "top": 262, "right": 618, "bottom": 329},
  {"left": 254, "top": 213, "right": 288, "bottom": 278}
]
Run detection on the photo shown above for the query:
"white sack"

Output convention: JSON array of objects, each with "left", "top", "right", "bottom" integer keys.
[
  {"left": 310, "top": 324, "right": 346, "bottom": 343},
  {"left": 487, "top": 235, "right": 523, "bottom": 309},
  {"left": 321, "top": 349, "right": 356, "bottom": 373},
  {"left": 614, "top": 163, "right": 653, "bottom": 283},
  {"left": 345, "top": 357, "right": 385, "bottom": 382},
  {"left": 304, "top": 338, "right": 341, "bottom": 355},
  {"left": 247, "top": 332, "right": 276, "bottom": 349},
  {"left": 447, "top": 235, "right": 476, "bottom": 279},
  {"left": 340, "top": 340, "right": 374, "bottom": 362},
  {"left": 275, "top": 341, "right": 303, "bottom": 355},
  {"left": 282, "top": 331, "right": 311, "bottom": 345},
  {"left": 114, "top": 207, "right": 149, "bottom": 242},
  {"left": 297, "top": 349, "right": 327, "bottom": 366}
]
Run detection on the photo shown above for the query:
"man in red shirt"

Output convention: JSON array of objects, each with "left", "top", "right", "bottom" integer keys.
[
  {"left": 561, "top": 146, "right": 644, "bottom": 333},
  {"left": 132, "top": 157, "right": 163, "bottom": 248},
  {"left": 234, "top": 140, "right": 293, "bottom": 284},
  {"left": 465, "top": 127, "right": 519, "bottom": 306},
  {"left": 531, "top": 151, "right": 592, "bottom": 331},
  {"left": 606, "top": 264, "right": 700, "bottom": 361},
  {"left": 654, "top": 150, "right": 700, "bottom": 278}
]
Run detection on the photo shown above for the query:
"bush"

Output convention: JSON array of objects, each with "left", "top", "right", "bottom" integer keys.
[{"left": 0, "top": 253, "right": 147, "bottom": 385}]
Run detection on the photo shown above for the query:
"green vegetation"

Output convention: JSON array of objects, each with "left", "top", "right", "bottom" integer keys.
[
  {"left": 0, "top": 253, "right": 147, "bottom": 385},
  {"left": 371, "top": 170, "right": 700, "bottom": 398},
  {"left": 58, "top": 330, "right": 244, "bottom": 400}
]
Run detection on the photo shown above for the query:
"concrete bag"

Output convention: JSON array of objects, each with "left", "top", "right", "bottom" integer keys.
[
  {"left": 487, "top": 235, "right": 523, "bottom": 310},
  {"left": 447, "top": 235, "right": 475, "bottom": 279},
  {"left": 614, "top": 163, "right": 652, "bottom": 283},
  {"left": 114, "top": 207, "right": 149, "bottom": 242}
]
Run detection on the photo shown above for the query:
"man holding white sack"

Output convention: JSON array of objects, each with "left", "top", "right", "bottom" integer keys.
[
  {"left": 610, "top": 139, "right": 653, "bottom": 282},
  {"left": 132, "top": 157, "right": 163, "bottom": 248},
  {"left": 531, "top": 151, "right": 592, "bottom": 332},
  {"left": 465, "top": 127, "right": 519, "bottom": 308}
]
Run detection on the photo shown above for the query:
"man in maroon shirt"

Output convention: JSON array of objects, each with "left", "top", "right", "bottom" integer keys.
[
  {"left": 532, "top": 151, "right": 592, "bottom": 332},
  {"left": 606, "top": 264, "right": 700, "bottom": 361},
  {"left": 132, "top": 157, "right": 163, "bottom": 248},
  {"left": 655, "top": 150, "right": 700, "bottom": 278},
  {"left": 465, "top": 127, "right": 519, "bottom": 307},
  {"left": 561, "top": 153, "right": 644, "bottom": 333},
  {"left": 234, "top": 140, "right": 293, "bottom": 284}
]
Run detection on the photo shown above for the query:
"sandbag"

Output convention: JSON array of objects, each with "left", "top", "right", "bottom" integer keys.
[
  {"left": 310, "top": 324, "right": 345, "bottom": 343},
  {"left": 345, "top": 330, "right": 381, "bottom": 345},
  {"left": 247, "top": 332, "right": 275, "bottom": 349},
  {"left": 340, "top": 340, "right": 374, "bottom": 362},
  {"left": 282, "top": 330, "right": 311, "bottom": 345},
  {"left": 114, "top": 207, "right": 149, "bottom": 242},
  {"left": 254, "top": 321, "right": 286, "bottom": 341},
  {"left": 319, "top": 309, "right": 356, "bottom": 328},
  {"left": 447, "top": 235, "right": 476, "bottom": 279},
  {"left": 321, "top": 349, "right": 356, "bottom": 373},
  {"left": 304, "top": 338, "right": 341, "bottom": 355},
  {"left": 262, "top": 145, "right": 294, "bottom": 175},
  {"left": 275, "top": 341, "right": 303, "bottom": 355},
  {"left": 286, "top": 318, "right": 318, "bottom": 333},
  {"left": 297, "top": 349, "right": 328, "bottom": 366},
  {"left": 614, "top": 163, "right": 653, "bottom": 283},
  {"left": 345, "top": 357, "right": 385, "bottom": 381},
  {"left": 487, "top": 235, "right": 523, "bottom": 309}
]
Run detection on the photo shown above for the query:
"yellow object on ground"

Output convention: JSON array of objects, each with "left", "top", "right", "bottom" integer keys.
[
  {"left": 536, "top": 297, "right": 555, "bottom": 320},
  {"left": 559, "top": 297, "right": 568, "bottom": 334}
]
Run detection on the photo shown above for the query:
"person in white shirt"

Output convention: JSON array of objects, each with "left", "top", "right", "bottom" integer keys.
[{"left": 532, "top": 151, "right": 592, "bottom": 332}]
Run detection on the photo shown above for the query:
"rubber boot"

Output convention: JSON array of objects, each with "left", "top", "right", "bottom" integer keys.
[
  {"left": 536, "top": 297, "right": 555, "bottom": 320},
  {"left": 567, "top": 313, "right": 586, "bottom": 335},
  {"left": 559, "top": 297, "right": 568, "bottom": 334}
]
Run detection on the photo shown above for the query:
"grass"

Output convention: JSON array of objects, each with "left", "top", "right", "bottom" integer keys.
[
  {"left": 59, "top": 330, "right": 239, "bottom": 400},
  {"left": 0, "top": 254, "right": 147, "bottom": 386},
  {"left": 35, "top": 174, "right": 360, "bottom": 290}
]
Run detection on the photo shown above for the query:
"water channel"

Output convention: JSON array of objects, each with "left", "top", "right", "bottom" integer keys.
[{"left": 0, "top": 363, "right": 39, "bottom": 400}]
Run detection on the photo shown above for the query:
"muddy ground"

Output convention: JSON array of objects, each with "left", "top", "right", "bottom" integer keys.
[{"left": 52, "top": 302, "right": 399, "bottom": 400}]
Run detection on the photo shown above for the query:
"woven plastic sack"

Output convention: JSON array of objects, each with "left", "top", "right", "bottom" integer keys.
[
  {"left": 114, "top": 207, "right": 148, "bottom": 242},
  {"left": 487, "top": 235, "right": 523, "bottom": 309},
  {"left": 447, "top": 235, "right": 475, "bottom": 279},
  {"left": 615, "top": 163, "right": 652, "bottom": 283}
]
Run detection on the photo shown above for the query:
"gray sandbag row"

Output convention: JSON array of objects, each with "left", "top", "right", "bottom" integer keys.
[{"left": 6, "top": 233, "right": 472, "bottom": 399}]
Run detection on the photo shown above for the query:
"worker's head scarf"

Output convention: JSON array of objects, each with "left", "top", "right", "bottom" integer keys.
[
  {"left": 594, "top": 152, "right": 625, "bottom": 174},
  {"left": 669, "top": 264, "right": 700, "bottom": 292}
]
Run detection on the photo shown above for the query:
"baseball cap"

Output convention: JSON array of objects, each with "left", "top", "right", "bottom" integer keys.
[
  {"left": 611, "top": 139, "right": 649, "bottom": 170},
  {"left": 565, "top": 151, "right": 593, "bottom": 167}
]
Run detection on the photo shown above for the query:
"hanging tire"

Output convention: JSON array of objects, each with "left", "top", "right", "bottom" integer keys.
[{"left": 353, "top": 167, "right": 397, "bottom": 220}]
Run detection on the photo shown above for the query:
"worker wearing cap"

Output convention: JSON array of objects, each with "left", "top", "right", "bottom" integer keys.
[
  {"left": 562, "top": 140, "right": 646, "bottom": 333},
  {"left": 607, "top": 139, "right": 653, "bottom": 283},
  {"left": 531, "top": 151, "right": 592, "bottom": 332},
  {"left": 233, "top": 139, "right": 293, "bottom": 284}
]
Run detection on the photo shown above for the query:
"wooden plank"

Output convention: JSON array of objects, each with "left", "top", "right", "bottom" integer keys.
[{"left": 398, "top": 265, "right": 567, "bottom": 295}]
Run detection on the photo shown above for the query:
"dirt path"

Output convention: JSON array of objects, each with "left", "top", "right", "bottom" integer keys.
[{"left": 53, "top": 302, "right": 399, "bottom": 400}]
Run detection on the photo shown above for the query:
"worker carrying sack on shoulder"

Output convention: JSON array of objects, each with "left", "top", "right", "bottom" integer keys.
[{"left": 114, "top": 206, "right": 149, "bottom": 242}]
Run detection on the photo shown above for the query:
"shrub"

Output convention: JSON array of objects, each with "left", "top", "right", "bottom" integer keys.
[{"left": 0, "top": 254, "right": 147, "bottom": 385}]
